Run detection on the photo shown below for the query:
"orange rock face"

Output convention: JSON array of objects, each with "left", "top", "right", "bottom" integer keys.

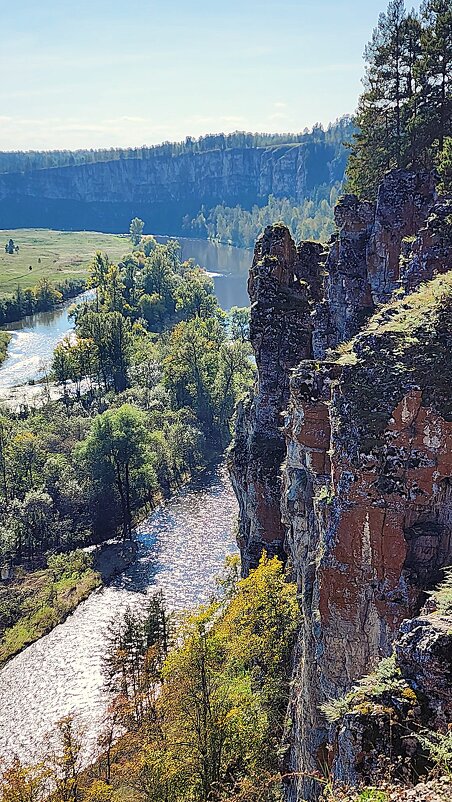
[{"left": 229, "top": 169, "right": 452, "bottom": 800}]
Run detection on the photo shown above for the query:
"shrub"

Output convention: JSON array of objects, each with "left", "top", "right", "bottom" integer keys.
[{"left": 47, "top": 549, "right": 93, "bottom": 581}]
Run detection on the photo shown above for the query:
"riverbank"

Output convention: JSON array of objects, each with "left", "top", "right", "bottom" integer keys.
[
  {"left": 0, "top": 377, "right": 91, "bottom": 410},
  {"left": 0, "top": 462, "right": 238, "bottom": 769},
  {"left": 0, "top": 278, "right": 87, "bottom": 330},
  {"left": 0, "top": 541, "right": 137, "bottom": 667},
  {"left": 0, "top": 460, "right": 221, "bottom": 669}
]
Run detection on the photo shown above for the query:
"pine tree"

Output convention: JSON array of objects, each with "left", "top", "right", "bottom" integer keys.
[
  {"left": 346, "top": 0, "right": 452, "bottom": 198},
  {"left": 347, "top": 1, "right": 409, "bottom": 197},
  {"left": 420, "top": 0, "right": 452, "bottom": 152}
]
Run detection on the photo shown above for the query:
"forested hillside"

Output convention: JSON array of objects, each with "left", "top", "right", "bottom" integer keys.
[
  {"left": 0, "top": 120, "right": 353, "bottom": 244},
  {"left": 0, "top": 123, "right": 352, "bottom": 174}
]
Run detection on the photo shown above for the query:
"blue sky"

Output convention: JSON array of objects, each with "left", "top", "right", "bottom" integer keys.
[{"left": 0, "top": 0, "right": 421, "bottom": 151}]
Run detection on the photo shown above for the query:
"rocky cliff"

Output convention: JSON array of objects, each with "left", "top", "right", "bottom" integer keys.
[
  {"left": 229, "top": 169, "right": 452, "bottom": 800},
  {"left": 0, "top": 141, "right": 346, "bottom": 233}
]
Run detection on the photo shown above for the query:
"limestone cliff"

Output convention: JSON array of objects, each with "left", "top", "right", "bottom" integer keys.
[
  {"left": 229, "top": 169, "right": 452, "bottom": 800},
  {"left": 0, "top": 141, "right": 346, "bottom": 233}
]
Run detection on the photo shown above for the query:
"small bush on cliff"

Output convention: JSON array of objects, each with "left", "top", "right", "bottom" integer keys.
[
  {"left": 357, "top": 655, "right": 407, "bottom": 697},
  {"left": 429, "top": 568, "right": 452, "bottom": 615},
  {"left": 357, "top": 791, "right": 388, "bottom": 802},
  {"left": 321, "top": 695, "right": 352, "bottom": 723},
  {"left": 418, "top": 729, "right": 452, "bottom": 778},
  {"left": 320, "top": 655, "right": 411, "bottom": 724}
]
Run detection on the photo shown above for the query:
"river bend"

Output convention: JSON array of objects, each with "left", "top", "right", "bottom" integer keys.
[{"left": 0, "top": 462, "right": 238, "bottom": 766}]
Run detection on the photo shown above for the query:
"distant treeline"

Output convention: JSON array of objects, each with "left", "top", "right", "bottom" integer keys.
[
  {"left": 0, "top": 278, "right": 86, "bottom": 326},
  {"left": 185, "top": 187, "right": 341, "bottom": 248},
  {"left": 0, "top": 118, "right": 354, "bottom": 174}
]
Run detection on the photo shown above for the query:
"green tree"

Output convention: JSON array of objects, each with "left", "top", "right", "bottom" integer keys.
[
  {"left": 347, "top": 0, "right": 452, "bottom": 197},
  {"left": 229, "top": 306, "right": 250, "bottom": 342},
  {"left": 420, "top": 0, "right": 452, "bottom": 152},
  {"left": 437, "top": 136, "right": 452, "bottom": 191},
  {"left": 78, "top": 405, "right": 153, "bottom": 539},
  {"left": 76, "top": 310, "right": 132, "bottom": 392},
  {"left": 52, "top": 338, "right": 75, "bottom": 388},
  {"left": 215, "top": 340, "right": 254, "bottom": 440},
  {"left": 48, "top": 717, "right": 83, "bottom": 802},
  {"left": 104, "top": 593, "right": 170, "bottom": 727},
  {"left": 142, "top": 246, "right": 177, "bottom": 319},
  {"left": 141, "top": 235, "right": 158, "bottom": 257},
  {"left": 347, "top": 0, "right": 411, "bottom": 197},
  {"left": 174, "top": 267, "right": 218, "bottom": 320},
  {"left": 17, "top": 491, "right": 58, "bottom": 560},
  {"left": 129, "top": 217, "right": 145, "bottom": 246},
  {"left": 87, "top": 252, "right": 110, "bottom": 310},
  {"left": 34, "top": 278, "right": 62, "bottom": 311},
  {"left": 163, "top": 318, "right": 225, "bottom": 431}
]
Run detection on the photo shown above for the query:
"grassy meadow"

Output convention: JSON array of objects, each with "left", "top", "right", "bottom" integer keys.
[{"left": 0, "top": 229, "right": 130, "bottom": 296}]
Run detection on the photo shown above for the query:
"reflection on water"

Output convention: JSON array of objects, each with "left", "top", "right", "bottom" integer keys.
[
  {"left": 158, "top": 236, "right": 251, "bottom": 310},
  {"left": 0, "top": 463, "right": 238, "bottom": 766},
  {"left": 0, "top": 239, "right": 250, "bottom": 389},
  {"left": 0, "top": 291, "right": 93, "bottom": 389}
]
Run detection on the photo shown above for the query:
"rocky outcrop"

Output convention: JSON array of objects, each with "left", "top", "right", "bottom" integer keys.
[
  {"left": 313, "top": 169, "right": 436, "bottom": 356},
  {"left": 329, "top": 609, "right": 452, "bottom": 789},
  {"left": 0, "top": 141, "right": 347, "bottom": 232},
  {"left": 229, "top": 226, "right": 324, "bottom": 573},
  {"left": 396, "top": 612, "right": 452, "bottom": 730},
  {"left": 366, "top": 169, "right": 436, "bottom": 302},
  {"left": 229, "top": 168, "right": 452, "bottom": 800},
  {"left": 401, "top": 196, "right": 452, "bottom": 291}
]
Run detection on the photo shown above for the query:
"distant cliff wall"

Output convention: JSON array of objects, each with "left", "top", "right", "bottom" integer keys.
[{"left": 0, "top": 141, "right": 347, "bottom": 232}]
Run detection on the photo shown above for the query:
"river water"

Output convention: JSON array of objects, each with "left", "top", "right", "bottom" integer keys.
[
  {"left": 0, "top": 238, "right": 250, "bottom": 390},
  {"left": 0, "top": 462, "right": 238, "bottom": 766},
  {"left": 0, "top": 290, "right": 94, "bottom": 390},
  {"left": 0, "top": 236, "right": 247, "bottom": 766}
]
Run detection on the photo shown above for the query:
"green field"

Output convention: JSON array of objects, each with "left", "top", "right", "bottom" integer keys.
[{"left": 0, "top": 229, "right": 131, "bottom": 296}]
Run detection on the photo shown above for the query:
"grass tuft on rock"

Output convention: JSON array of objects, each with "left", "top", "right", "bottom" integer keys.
[{"left": 331, "top": 271, "right": 452, "bottom": 458}]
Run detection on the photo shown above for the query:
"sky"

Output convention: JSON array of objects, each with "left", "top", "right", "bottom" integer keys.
[{"left": 0, "top": 0, "right": 421, "bottom": 152}]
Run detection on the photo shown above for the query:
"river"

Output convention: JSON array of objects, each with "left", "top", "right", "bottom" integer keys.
[
  {"left": 0, "top": 237, "right": 250, "bottom": 390},
  {"left": 0, "top": 236, "right": 247, "bottom": 767},
  {"left": 0, "top": 462, "right": 238, "bottom": 766}
]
